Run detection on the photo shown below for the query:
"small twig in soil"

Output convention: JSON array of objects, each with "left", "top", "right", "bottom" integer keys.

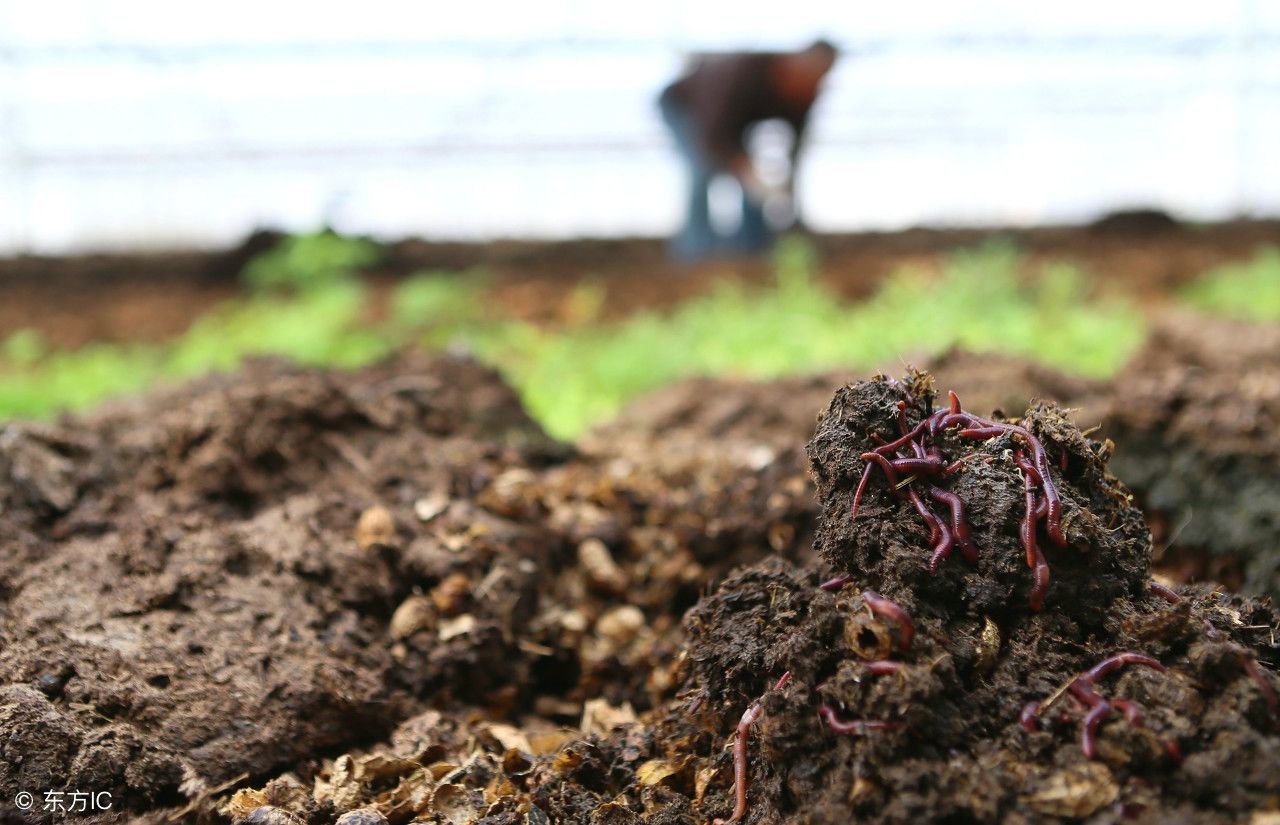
[{"left": 715, "top": 671, "right": 792, "bottom": 825}]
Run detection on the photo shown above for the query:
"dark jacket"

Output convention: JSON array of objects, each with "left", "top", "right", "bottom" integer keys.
[{"left": 660, "top": 52, "right": 815, "bottom": 171}]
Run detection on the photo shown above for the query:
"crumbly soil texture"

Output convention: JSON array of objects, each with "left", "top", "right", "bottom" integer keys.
[
  {"left": 0, "top": 358, "right": 1277, "bottom": 824},
  {"left": 1102, "top": 312, "right": 1280, "bottom": 598}
]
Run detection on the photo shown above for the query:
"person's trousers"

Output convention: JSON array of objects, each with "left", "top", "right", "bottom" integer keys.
[{"left": 658, "top": 96, "right": 771, "bottom": 261}]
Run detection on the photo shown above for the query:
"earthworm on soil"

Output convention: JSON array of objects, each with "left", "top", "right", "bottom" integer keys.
[
  {"left": 1149, "top": 581, "right": 1181, "bottom": 603},
  {"left": 861, "top": 590, "right": 914, "bottom": 652},
  {"left": 864, "top": 660, "right": 903, "bottom": 675},
  {"left": 926, "top": 486, "right": 979, "bottom": 564},
  {"left": 1066, "top": 652, "right": 1167, "bottom": 758},
  {"left": 851, "top": 389, "right": 1069, "bottom": 606},
  {"left": 715, "top": 671, "right": 792, "bottom": 825},
  {"left": 819, "top": 573, "right": 854, "bottom": 591},
  {"left": 1019, "top": 701, "right": 1042, "bottom": 732},
  {"left": 1015, "top": 450, "right": 1051, "bottom": 611},
  {"left": 1233, "top": 647, "right": 1280, "bottom": 724},
  {"left": 817, "top": 704, "right": 904, "bottom": 735}
]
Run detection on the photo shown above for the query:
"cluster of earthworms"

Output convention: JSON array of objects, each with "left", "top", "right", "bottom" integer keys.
[
  {"left": 1020, "top": 652, "right": 1169, "bottom": 758},
  {"left": 1019, "top": 592, "right": 1279, "bottom": 760},
  {"left": 852, "top": 389, "right": 1067, "bottom": 610}
]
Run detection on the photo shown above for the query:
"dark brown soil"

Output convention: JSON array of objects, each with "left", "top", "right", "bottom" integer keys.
[
  {"left": 4, "top": 356, "right": 1273, "bottom": 824},
  {"left": 1100, "top": 312, "right": 1280, "bottom": 598},
  {"left": 0, "top": 353, "right": 815, "bottom": 823}
]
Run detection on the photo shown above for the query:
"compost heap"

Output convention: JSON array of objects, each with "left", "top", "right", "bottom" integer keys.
[{"left": 1, "top": 361, "right": 1277, "bottom": 824}]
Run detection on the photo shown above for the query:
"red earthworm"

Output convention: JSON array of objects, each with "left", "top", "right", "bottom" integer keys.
[
  {"left": 1023, "top": 487, "right": 1048, "bottom": 610},
  {"left": 889, "top": 457, "right": 947, "bottom": 476},
  {"left": 1077, "top": 699, "right": 1114, "bottom": 758},
  {"left": 1014, "top": 452, "right": 1043, "bottom": 485},
  {"left": 927, "top": 520, "right": 956, "bottom": 573},
  {"left": 716, "top": 672, "right": 792, "bottom": 824},
  {"left": 948, "top": 390, "right": 961, "bottom": 414},
  {"left": 871, "top": 419, "right": 934, "bottom": 456},
  {"left": 1019, "top": 701, "right": 1041, "bottom": 732},
  {"left": 955, "top": 413, "right": 1065, "bottom": 545},
  {"left": 1067, "top": 653, "right": 1166, "bottom": 758},
  {"left": 1015, "top": 450, "right": 1051, "bottom": 610},
  {"left": 851, "top": 462, "right": 875, "bottom": 518},
  {"left": 1110, "top": 698, "right": 1145, "bottom": 726},
  {"left": 907, "top": 488, "right": 943, "bottom": 546},
  {"left": 1233, "top": 647, "right": 1279, "bottom": 724},
  {"left": 927, "top": 486, "right": 979, "bottom": 564},
  {"left": 860, "top": 452, "right": 904, "bottom": 495},
  {"left": 959, "top": 426, "right": 1009, "bottom": 440},
  {"left": 906, "top": 485, "right": 954, "bottom": 573},
  {"left": 934, "top": 412, "right": 973, "bottom": 433},
  {"left": 1149, "top": 581, "right": 1181, "bottom": 603},
  {"left": 818, "top": 705, "right": 903, "bottom": 735},
  {"left": 865, "top": 660, "right": 903, "bottom": 676},
  {"left": 819, "top": 573, "right": 854, "bottom": 592},
  {"left": 862, "top": 590, "right": 914, "bottom": 652},
  {"left": 1080, "top": 653, "right": 1166, "bottom": 684}
]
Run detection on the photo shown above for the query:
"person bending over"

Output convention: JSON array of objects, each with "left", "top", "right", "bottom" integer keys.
[{"left": 658, "top": 39, "right": 837, "bottom": 261}]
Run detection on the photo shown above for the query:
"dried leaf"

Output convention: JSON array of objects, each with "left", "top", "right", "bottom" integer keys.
[
  {"left": 1026, "top": 762, "right": 1118, "bottom": 817},
  {"left": 485, "top": 723, "right": 531, "bottom": 753},
  {"left": 432, "top": 783, "right": 483, "bottom": 825},
  {"left": 635, "top": 758, "right": 689, "bottom": 787},
  {"left": 439, "top": 614, "right": 477, "bottom": 641},
  {"left": 580, "top": 698, "right": 637, "bottom": 737},
  {"left": 527, "top": 729, "right": 577, "bottom": 756},
  {"left": 226, "top": 788, "right": 269, "bottom": 820}
]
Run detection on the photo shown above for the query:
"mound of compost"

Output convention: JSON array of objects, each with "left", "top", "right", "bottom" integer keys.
[
  {"left": 211, "top": 371, "right": 1277, "bottom": 825},
  {"left": 0, "top": 354, "right": 822, "bottom": 823},
  {"left": 1103, "top": 312, "right": 1280, "bottom": 598}
]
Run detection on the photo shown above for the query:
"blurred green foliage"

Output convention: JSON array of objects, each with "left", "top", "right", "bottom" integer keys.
[
  {"left": 242, "top": 230, "right": 384, "bottom": 291},
  {"left": 0, "top": 234, "right": 1147, "bottom": 437},
  {"left": 1181, "top": 247, "right": 1280, "bottom": 321},
  {"left": 478, "top": 239, "right": 1144, "bottom": 437}
]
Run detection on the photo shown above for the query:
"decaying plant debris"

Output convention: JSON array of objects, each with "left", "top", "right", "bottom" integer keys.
[{"left": 0, "top": 357, "right": 1277, "bottom": 824}]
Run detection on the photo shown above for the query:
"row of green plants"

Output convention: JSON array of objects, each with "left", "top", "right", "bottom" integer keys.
[{"left": 1, "top": 232, "right": 1274, "bottom": 439}]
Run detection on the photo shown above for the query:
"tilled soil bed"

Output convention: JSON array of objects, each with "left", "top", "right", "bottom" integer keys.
[{"left": 0, "top": 356, "right": 1277, "bottom": 824}]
